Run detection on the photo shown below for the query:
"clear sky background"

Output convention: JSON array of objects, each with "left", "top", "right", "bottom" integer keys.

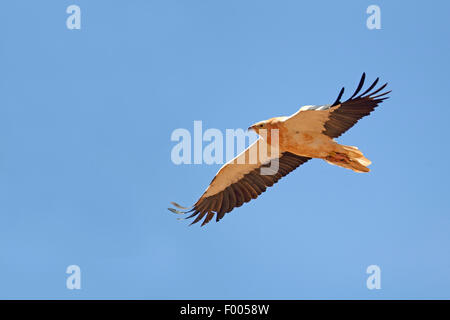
[{"left": 1, "top": 1, "right": 449, "bottom": 299}]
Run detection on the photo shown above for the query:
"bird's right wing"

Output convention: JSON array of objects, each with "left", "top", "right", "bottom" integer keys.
[{"left": 169, "top": 138, "right": 310, "bottom": 226}]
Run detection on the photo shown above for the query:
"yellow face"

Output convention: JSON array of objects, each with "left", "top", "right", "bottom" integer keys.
[{"left": 248, "top": 121, "right": 267, "bottom": 133}]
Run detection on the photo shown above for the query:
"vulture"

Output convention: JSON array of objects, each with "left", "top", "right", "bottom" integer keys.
[{"left": 169, "top": 73, "right": 390, "bottom": 226}]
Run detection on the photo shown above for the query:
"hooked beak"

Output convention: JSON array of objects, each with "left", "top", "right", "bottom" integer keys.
[{"left": 248, "top": 126, "right": 254, "bottom": 131}]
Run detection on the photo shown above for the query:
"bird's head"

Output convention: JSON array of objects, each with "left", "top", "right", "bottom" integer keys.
[{"left": 248, "top": 120, "right": 269, "bottom": 133}]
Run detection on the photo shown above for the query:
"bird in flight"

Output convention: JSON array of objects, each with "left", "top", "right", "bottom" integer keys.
[{"left": 169, "top": 73, "right": 390, "bottom": 226}]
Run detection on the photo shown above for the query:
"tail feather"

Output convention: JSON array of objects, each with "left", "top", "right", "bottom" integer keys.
[
  {"left": 342, "top": 146, "right": 372, "bottom": 166},
  {"left": 325, "top": 145, "right": 371, "bottom": 173}
]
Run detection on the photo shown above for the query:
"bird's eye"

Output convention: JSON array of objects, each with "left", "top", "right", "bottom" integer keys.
[{"left": 259, "top": 124, "right": 263, "bottom": 127}]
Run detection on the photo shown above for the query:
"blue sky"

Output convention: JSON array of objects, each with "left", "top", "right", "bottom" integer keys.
[{"left": 0, "top": 1, "right": 449, "bottom": 299}]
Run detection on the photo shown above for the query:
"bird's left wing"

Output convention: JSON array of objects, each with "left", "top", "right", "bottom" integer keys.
[
  {"left": 169, "top": 138, "right": 310, "bottom": 226},
  {"left": 322, "top": 73, "right": 390, "bottom": 138},
  {"left": 283, "top": 73, "right": 390, "bottom": 137}
]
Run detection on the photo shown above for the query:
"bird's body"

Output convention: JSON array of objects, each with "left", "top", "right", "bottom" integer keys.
[
  {"left": 169, "top": 73, "right": 390, "bottom": 226},
  {"left": 269, "top": 112, "right": 371, "bottom": 172}
]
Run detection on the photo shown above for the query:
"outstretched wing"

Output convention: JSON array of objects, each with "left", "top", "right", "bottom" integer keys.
[
  {"left": 323, "top": 73, "right": 391, "bottom": 138},
  {"left": 284, "top": 73, "right": 390, "bottom": 138},
  {"left": 169, "top": 139, "right": 310, "bottom": 226}
]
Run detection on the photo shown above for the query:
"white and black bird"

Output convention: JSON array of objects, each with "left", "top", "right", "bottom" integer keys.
[{"left": 170, "top": 73, "right": 390, "bottom": 226}]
